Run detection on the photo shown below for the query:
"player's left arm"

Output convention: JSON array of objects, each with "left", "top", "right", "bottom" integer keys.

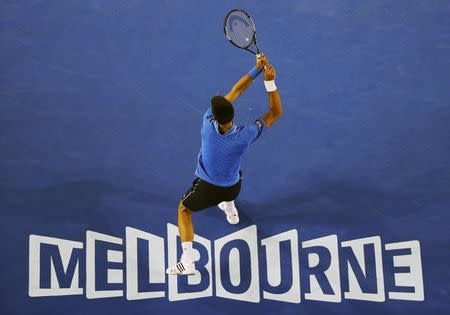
[{"left": 225, "top": 53, "right": 268, "bottom": 103}]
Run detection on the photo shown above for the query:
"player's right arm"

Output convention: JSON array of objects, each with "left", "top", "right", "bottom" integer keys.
[
  {"left": 261, "top": 64, "right": 282, "bottom": 128},
  {"left": 224, "top": 54, "right": 268, "bottom": 103}
]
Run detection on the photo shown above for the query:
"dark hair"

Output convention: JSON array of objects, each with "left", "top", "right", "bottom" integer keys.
[{"left": 211, "top": 96, "right": 234, "bottom": 124}]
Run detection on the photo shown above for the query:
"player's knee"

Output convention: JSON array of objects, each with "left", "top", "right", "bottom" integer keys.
[{"left": 178, "top": 202, "right": 192, "bottom": 214}]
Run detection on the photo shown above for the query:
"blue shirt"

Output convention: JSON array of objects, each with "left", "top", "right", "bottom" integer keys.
[{"left": 195, "top": 107, "right": 265, "bottom": 187}]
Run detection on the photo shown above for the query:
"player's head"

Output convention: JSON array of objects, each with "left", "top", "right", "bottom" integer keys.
[{"left": 211, "top": 96, "right": 234, "bottom": 125}]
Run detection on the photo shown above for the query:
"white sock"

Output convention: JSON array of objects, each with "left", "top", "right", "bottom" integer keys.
[
  {"left": 181, "top": 241, "right": 193, "bottom": 264},
  {"left": 223, "top": 201, "right": 236, "bottom": 212}
]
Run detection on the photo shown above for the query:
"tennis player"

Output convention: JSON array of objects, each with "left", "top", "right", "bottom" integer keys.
[{"left": 167, "top": 53, "right": 282, "bottom": 275}]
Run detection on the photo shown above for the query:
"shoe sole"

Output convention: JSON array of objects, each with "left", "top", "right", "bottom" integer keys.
[{"left": 166, "top": 271, "right": 197, "bottom": 276}]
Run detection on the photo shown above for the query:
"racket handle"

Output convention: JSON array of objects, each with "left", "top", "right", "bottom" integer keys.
[{"left": 255, "top": 54, "right": 266, "bottom": 70}]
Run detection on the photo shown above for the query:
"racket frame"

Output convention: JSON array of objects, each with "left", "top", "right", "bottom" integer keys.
[{"left": 224, "top": 9, "right": 261, "bottom": 56}]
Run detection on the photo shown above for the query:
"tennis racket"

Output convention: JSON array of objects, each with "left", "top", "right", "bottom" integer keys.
[{"left": 224, "top": 9, "right": 262, "bottom": 57}]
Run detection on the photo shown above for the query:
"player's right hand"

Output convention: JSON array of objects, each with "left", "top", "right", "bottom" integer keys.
[
  {"left": 264, "top": 64, "right": 276, "bottom": 81},
  {"left": 256, "top": 53, "right": 268, "bottom": 70}
]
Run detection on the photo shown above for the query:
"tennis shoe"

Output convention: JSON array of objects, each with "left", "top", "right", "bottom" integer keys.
[
  {"left": 166, "top": 261, "right": 196, "bottom": 276},
  {"left": 218, "top": 201, "right": 239, "bottom": 225}
]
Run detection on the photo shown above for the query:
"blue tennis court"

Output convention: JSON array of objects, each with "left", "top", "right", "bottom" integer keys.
[{"left": 1, "top": 1, "right": 449, "bottom": 314}]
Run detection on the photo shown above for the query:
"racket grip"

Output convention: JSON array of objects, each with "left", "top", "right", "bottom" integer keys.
[{"left": 255, "top": 54, "right": 266, "bottom": 70}]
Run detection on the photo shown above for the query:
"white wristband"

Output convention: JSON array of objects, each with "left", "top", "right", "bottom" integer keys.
[{"left": 264, "top": 80, "right": 277, "bottom": 92}]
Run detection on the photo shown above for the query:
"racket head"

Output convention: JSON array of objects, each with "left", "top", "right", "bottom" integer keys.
[{"left": 224, "top": 9, "right": 260, "bottom": 54}]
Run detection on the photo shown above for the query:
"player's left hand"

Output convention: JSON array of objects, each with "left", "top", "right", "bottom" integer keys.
[{"left": 264, "top": 63, "right": 276, "bottom": 81}]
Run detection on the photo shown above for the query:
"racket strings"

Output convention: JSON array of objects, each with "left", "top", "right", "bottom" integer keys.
[{"left": 225, "top": 11, "right": 255, "bottom": 48}]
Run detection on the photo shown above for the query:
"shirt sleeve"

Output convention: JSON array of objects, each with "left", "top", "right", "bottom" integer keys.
[
  {"left": 241, "top": 118, "right": 265, "bottom": 144},
  {"left": 203, "top": 107, "right": 214, "bottom": 125}
]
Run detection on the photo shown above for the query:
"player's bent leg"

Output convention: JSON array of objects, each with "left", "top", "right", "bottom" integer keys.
[
  {"left": 166, "top": 202, "right": 197, "bottom": 276},
  {"left": 218, "top": 200, "right": 239, "bottom": 225}
]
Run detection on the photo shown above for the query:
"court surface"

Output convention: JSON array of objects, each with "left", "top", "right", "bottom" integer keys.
[{"left": 1, "top": 1, "right": 449, "bottom": 314}]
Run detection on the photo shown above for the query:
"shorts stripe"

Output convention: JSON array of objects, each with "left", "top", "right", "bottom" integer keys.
[{"left": 181, "top": 180, "right": 200, "bottom": 203}]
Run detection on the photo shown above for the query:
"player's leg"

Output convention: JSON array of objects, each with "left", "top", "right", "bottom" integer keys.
[
  {"left": 178, "top": 202, "right": 194, "bottom": 242},
  {"left": 177, "top": 202, "right": 195, "bottom": 263},
  {"left": 166, "top": 202, "right": 196, "bottom": 275},
  {"left": 218, "top": 174, "right": 242, "bottom": 224},
  {"left": 167, "top": 178, "right": 210, "bottom": 276}
]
